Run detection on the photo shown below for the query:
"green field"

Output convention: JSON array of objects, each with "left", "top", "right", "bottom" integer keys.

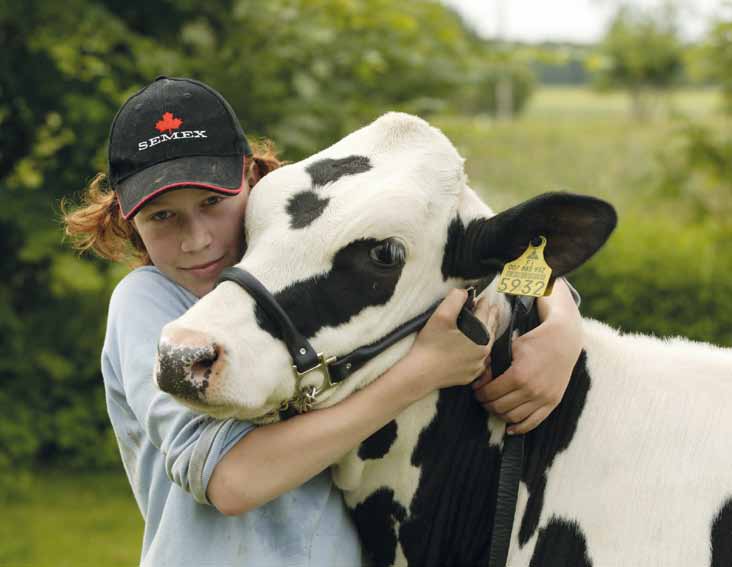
[
  {"left": 436, "top": 86, "right": 724, "bottom": 213},
  {"left": 2, "top": 86, "right": 724, "bottom": 566},
  {"left": 0, "top": 471, "right": 141, "bottom": 566}
]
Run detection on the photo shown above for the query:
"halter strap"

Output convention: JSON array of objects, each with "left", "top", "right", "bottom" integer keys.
[
  {"left": 217, "top": 267, "right": 321, "bottom": 373},
  {"left": 216, "top": 267, "right": 491, "bottom": 410}
]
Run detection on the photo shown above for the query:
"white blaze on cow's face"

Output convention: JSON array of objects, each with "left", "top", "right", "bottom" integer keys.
[{"left": 154, "top": 113, "right": 496, "bottom": 419}]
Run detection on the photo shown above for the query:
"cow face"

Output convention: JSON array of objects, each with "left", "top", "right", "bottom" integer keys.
[{"left": 154, "top": 112, "right": 616, "bottom": 421}]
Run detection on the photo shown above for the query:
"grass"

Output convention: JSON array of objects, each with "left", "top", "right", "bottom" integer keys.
[
  {"left": 0, "top": 469, "right": 142, "bottom": 567},
  {"left": 435, "top": 86, "right": 724, "bottom": 213},
  {"left": 523, "top": 86, "right": 722, "bottom": 121}
]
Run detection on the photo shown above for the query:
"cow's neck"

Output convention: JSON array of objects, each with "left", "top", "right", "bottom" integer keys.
[{"left": 512, "top": 351, "right": 592, "bottom": 547}]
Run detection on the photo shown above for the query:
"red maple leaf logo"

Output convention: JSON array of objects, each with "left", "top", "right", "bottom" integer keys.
[{"left": 155, "top": 112, "right": 183, "bottom": 133}]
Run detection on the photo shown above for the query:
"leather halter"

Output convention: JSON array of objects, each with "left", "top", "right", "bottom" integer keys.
[{"left": 215, "top": 267, "right": 490, "bottom": 416}]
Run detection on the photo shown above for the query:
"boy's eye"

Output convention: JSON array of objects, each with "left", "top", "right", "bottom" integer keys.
[
  {"left": 203, "top": 195, "right": 224, "bottom": 206},
  {"left": 150, "top": 210, "right": 174, "bottom": 222}
]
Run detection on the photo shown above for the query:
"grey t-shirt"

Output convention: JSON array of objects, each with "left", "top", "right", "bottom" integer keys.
[{"left": 101, "top": 266, "right": 362, "bottom": 567}]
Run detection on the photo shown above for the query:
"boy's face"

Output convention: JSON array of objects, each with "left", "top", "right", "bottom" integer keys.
[{"left": 133, "top": 186, "right": 249, "bottom": 298}]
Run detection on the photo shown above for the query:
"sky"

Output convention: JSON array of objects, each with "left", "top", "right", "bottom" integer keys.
[{"left": 442, "top": 0, "right": 730, "bottom": 43}]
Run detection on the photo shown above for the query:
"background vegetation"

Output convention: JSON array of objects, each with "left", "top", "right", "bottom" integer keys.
[{"left": 2, "top": 0, "right": 731, "bottom": 564}]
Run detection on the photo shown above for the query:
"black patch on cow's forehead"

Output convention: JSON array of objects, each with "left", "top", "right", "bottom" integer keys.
[
  {"left": 520, "top": 351, "right": 591, "bottom": 546},
  {"left": 358, "top": 420, "right": 398, "bottom": 461},
  {"left": 711, "top": 497, "right": 732, "bottom": 567},
  {"left": 254, "top": 238, "right": 404, "bottom": 341},
  {"left": 351, "top": 487, "right": 406, "bottom": 567},
  {"left": 529, "top": 517, "right": 593, "bottom": 567},
  {"left": 306, "top": 155, "right": 372, "bottom": 187},
  {"left": 399, "top": 386, "right": 500, "bottom": 567},
  {"left": 286, "top": 190, "right": 330, "bottom": 229}
]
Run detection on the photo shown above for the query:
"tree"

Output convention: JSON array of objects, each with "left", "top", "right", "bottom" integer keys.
[
  {"left": 697, "top": 14, "right": 732, "bottom": 113},
  {"left": 179, "top": 0, "right": 479, "bottom": 158},
  {"left": 0, "top": 0, "right": 196, "bottom": 494},
  {"left": 466, "top": 51, "right": 535, "bottom": 118},
  {"left": 589, "top": 3, "right": 684, "bottom": 119},
  {"left": 657, "top": 13, "right": 732, "bottom": 229}
]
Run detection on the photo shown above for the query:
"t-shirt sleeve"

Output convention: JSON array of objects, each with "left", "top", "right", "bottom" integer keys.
[{"left": 103, "top": 269, "right": 254, "bottom": 505}]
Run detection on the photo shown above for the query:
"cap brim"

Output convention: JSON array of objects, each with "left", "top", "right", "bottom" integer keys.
[{"left": 117, "top": 155, "right": 246, "bottom": 219}]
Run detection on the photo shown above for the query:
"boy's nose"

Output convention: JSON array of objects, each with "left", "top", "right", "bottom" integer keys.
[{"left": 180, "top": 220, "right": 213, "bottom": 253}]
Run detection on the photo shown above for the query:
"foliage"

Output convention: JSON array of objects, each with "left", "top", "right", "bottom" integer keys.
[
  {"left": 572, "top": 213, "right": 732, "bottom": 347},
  {"left": 693, "top": 15, "right": 732, "bottom": 112},
  {"left": 436, "top": 96, "right": 670, "bottom": 212},
  {"left": 1, "top": 0, "right": 176, "bottom": 489},
  {"left": 589, "top": 3, "right": 684, "bottom": 118},
  {"left": 529, "top": 44, "right": 591, "bottom": 86},
  {"left": 463, "top": 59, "right": 535, "bottom": 117},
  {"left": 655, "top": 13, "right": 732, "bottom": 237},
  {"left": 657, "top": 122, "right": 732, "bottom": 226},
  {"left": 180, "top": 0, "right": 481, "bottom": 158}
]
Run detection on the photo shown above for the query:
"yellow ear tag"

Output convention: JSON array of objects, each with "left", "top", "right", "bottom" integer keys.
[{"left": 497, "top": 236, "right": 553, "bottom": 297}]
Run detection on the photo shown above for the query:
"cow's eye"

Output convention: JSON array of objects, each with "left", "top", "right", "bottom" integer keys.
[{"left": 369, "top": 239, "right": 406, "bottom": 268}]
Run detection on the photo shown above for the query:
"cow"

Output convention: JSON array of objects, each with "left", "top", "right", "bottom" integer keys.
[{"left": 154, "top": 112, "right": 732, "bottom": 567}]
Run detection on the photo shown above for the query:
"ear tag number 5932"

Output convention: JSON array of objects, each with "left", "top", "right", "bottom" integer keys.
[{"left": 497, "top": 236, "right": 553, "bottom": 297}]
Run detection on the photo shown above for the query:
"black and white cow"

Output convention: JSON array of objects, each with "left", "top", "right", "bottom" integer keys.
[{"left": 154, "top": 113, "right": 732, "bottom": 567}]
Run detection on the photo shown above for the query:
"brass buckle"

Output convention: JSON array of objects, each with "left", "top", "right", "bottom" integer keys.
[
  {"left": 292, "top": 384, "right": 319, "bottom": 414},
  {"left": 291, "top": 352, "right": 337, "bottom": 394}
]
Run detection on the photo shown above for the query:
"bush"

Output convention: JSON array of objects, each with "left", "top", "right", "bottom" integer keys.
[
  {"left": 464, "top": 63, "right": 535, "bottom": 117},
  {"left": 697, "top": 17, "right": 732, "bottom": 113},
  {"left": 570, "top": 212, "right": 732, "bottom": 347}
]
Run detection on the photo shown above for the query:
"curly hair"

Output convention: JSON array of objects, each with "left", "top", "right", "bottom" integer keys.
[{"left": 62, "top": 139, "right": 282, "bottom": 267}]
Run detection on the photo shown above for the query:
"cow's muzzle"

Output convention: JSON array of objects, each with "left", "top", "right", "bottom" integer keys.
[{"left": 156, "top": 327, "right": 223, "bottom": 401}]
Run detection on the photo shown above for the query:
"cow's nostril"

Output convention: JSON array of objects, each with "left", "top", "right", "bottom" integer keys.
[
  {"left": 156, "top": 332, "right": 220, "bottom": 400},
  {"left": 191, "top": 343, "right": 221, "bottom": 385},
  {"left": 193, "top": 357, "right": 214, "bottom": 371}
]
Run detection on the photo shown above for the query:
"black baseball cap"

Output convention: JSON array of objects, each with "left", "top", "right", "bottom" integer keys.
[{"left": 108, "top": 76, "right": 252, "bottom": 219}]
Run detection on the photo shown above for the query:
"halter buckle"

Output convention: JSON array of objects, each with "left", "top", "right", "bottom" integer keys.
[
  {"left": 291, "top": 384, "right": 320, "bottom": 414},
  {"left": 291, "top": 352, "right": 338, "bottom": 398}
]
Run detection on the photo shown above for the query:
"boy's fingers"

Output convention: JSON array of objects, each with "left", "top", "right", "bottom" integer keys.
[
  {"left": 473, "top": 297, "right": 499, "bottom": 348},
  {"left": 472, "top": 296, "right": 493, "bottom": 323},
  {"left": 434, "top": 288, "right": 469, "bottom": 325},
  {"left": 480, "top": 366, "right": 518, "bottom": 401},
  {"left": 483, "top": 388, "right": 532, "bottom": 414},
  {"left": 508, "top": 405, "right": 551, "bottom": 435},
  {"left": 502, "top": 400, "right": 536, "bottom": 424},
  {"left": 471, "top": 363, "right": 493, "bottom": 389}
]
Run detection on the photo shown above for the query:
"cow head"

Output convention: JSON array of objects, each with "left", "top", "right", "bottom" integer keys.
[{"left": 154, "top": 112, "right": 616, "bottom": 421}]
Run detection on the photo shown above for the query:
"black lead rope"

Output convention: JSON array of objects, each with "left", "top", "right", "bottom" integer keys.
[{"left": 487, "top": 295, "right": 539, "bottom": 567}]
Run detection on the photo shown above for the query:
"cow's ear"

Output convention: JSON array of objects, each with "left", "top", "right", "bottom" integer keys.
[{"left": 442, "top": 192, "right": 617, "bottom": 280}]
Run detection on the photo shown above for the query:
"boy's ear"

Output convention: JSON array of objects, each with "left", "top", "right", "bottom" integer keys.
[{"left": 443, "top": 192, "right": 617, "bottom": 280}]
